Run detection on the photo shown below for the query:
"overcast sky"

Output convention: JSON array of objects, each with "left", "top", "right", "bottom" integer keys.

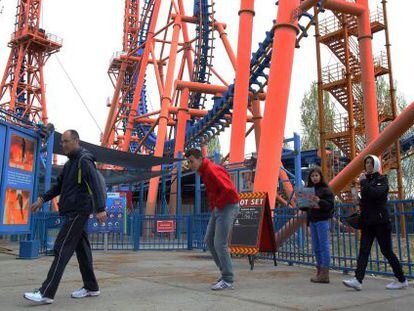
[{"left": 0, "top": 0, "right": 412, "bottom": 156}]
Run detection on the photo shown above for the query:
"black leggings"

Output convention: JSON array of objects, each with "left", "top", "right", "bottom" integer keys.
[{"left": 355, "top": 223, "right": 405, "bottom": 283}]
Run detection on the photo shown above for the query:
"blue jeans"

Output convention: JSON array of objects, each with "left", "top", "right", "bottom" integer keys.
[
  {"left": 310, "top": 220, "right": 330, "bottom": 268},
  {"left": 204, "top": 203, "right": 240, "bottom": 283}
]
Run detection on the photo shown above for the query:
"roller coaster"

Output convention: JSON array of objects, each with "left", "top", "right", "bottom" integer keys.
[
  {"left": 99, "top": 0, "right": 414, "bottom": 219},
  {"left": 1, "top": 1, "right": 414, "bottom": 245}
]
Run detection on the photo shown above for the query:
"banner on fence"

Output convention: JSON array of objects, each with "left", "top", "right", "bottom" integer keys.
[{"left": 87, "top": 192, "right": 126, "bottom": 233}]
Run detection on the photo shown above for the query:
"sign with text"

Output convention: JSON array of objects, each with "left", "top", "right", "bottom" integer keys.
[
  {"left": 229, "top": 192, "right": 276, "bottom": 256},
  {"left": 0, "top": 126, "right": 39, "bottom": 234},
  {"left": 87, "top": 192, "right": 126, "bottom": 233},
  {"left": 156, "top": 220, "right": 175, "bottom": 233}
]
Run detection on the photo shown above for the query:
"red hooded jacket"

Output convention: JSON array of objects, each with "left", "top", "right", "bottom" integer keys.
[{"left": 197, "top": 158, "right": 240, "bottom": 210}]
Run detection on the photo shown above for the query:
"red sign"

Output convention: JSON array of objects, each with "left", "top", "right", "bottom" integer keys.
[{"left": 156, "top": 220, "right": 175, "bottom": 233}]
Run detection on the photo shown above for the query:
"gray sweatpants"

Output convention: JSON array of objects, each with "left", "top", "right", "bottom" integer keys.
[{"left": 204, "top": 203, "right": 240, "bottom": 283}]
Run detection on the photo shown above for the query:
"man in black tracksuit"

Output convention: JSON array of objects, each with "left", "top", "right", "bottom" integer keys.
[{"left": 24, "top": 130, "right": 107, "bottom": 304}]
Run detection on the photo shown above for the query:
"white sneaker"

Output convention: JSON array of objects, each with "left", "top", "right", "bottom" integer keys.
[
  {"left": 23, "top": 290, "right": 54, "bottom": 304},
  {"left": 211, "top": 280, "right": 234, "bottom": 291},
  {"left": 211, "top": 277, "right": 222, "bottom": 285},
  {"left": 342, "top": 278, "right": 362, "bottom": 291},
  {"left": 386, "top": 279, "right": 409, "bottom": 290},
  {"left": 71, "top": 287, "right": 100, "bottom": 298}
]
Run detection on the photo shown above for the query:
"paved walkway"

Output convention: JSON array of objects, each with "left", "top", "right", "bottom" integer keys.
[{"left": 0, "top": 249, "right": 413, "bottom": 310}]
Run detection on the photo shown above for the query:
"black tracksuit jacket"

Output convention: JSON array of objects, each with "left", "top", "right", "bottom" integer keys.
[
  {"left": 41, "top": 148, "right": 105, "bottom": 215},
  {"left": 360, "top": 172, "right": 390, "bottom": 225}
]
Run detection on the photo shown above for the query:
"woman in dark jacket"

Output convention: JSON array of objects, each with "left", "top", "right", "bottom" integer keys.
[
  {"left": 343, "top": 155, "right": 408, "bottom": 291},
  {"left": 306, "top": 167, "right": 335, "bottom": 283}
]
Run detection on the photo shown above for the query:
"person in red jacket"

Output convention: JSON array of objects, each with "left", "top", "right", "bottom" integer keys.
[{"left": 185, "top": 148, "right": 240, "bottom": 290}]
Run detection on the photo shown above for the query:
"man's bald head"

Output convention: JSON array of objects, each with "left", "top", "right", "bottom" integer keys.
[{"left": 61, "top": 130, "right": 80, "bottom": 155}]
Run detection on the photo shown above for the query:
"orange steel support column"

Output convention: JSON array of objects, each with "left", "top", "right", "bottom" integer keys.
[
  {"left": 314, "top": 7, "right": 329, "bottom": 177},
  {"left": 356, "top": 0, "right": 380, "bottom": 143},
  {"left": 251, "top": 98, "right": 294, "bottom": 201},
  {"left": 279, "top": 166, "right": 294, "bottom": 203},
  {"left": 122, "top": 0, "right": 162, "bottom": 151},
  {"left": 253, "top": 0, "right": 299, "bottom": 207},
  {"left": 102, "top": 63, "right": 127, "bottom": 147},
  {"left": 178, "top": 0, "right": 194, "bottom": 76},
  {"left": 216, "top": 23, "right": 237, "bottom": 71},
  {"left": 202, "top": 145, "right": 208, "bottom": 157},
  {"left": 229, "top": 0, "right": 255, "bottom": 163},
  {"left": 174, "top": 88, "right": 190, "bottom": 155},
  {"left": 251, "top": 99, "right": 262, "bottom": 151},
  {"left": 169, "top": 88, "right": 190, "bottom": 215},
  {"left": 39, "top": 66, "right": 48, "bottom": 124},
  {"left": 146, "top": 17, "right": 182, "bottom": 215},
  {"left": 300, "top": 0, "right": 363, "bottom": 15},
  {"left": 274, "top": 101, "right": 414, "bottom": 246}
]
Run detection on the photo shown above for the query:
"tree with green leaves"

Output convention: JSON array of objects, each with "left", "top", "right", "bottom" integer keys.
[
  {"left": 206, "top": 136, "right": 221, "bottom": 156},
  {"left": 300, "top": 82, "right": 335, "bottom": 150}
]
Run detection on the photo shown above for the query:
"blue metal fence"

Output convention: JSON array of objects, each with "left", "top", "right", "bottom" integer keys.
[
  {"left": 28, "top": 200, "right": 414, "bottom": 278},
  {"left": 269, "top": 200, "right": 414, "bottom": 279}
]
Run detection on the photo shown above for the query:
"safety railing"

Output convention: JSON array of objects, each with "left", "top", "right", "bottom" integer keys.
[
  {"left": 132, "top": 214, "right": 191, "bottom": 250},
  {"left": 267, "top": 201, "right": 414, "bottom": 279},
  {"left": 322, "top": 63, "right": 346, "bottom": 84},
  {"left": 109, "top": 51, "right": 127, "bottom": 67},
  {"left": 374, "top": 51, "right": 389, "bottom": 70},
  {"left": 319, "top": 6, "right": 384, "bottom": 37},
  {"left": 29, "top": 200, "right": 414, "bottom": 279},
  {"left": 325, "top": 112, "right": 349, "bottom": 133},
  {"left": 10, "top": 29, "right": 63, "bottom": 45}
]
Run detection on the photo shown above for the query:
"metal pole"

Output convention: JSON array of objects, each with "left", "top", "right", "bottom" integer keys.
[
  {"left": 43, "top": 130, "right": 54, "bottom": 211},
  {"left": 253, "top": 0, "right": 300, "bottom": 207},
  {"left": 229, "top": 0, "right": 255, "bottom": 163},
  {"left": 177, "top": 153, "right": 182, "bottom": 239}
]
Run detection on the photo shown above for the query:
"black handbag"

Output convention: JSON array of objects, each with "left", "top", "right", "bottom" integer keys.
[{"left": 343, "top": 211, "right": 364, "bottom": 230}]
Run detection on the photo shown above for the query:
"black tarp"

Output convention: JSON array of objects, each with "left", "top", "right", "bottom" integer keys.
[
  {"left": 51, "top": 165, "right": 164, "bottom": 185},
  {"left": 53, "top": 132, "right": 177, "bottom": 170}
]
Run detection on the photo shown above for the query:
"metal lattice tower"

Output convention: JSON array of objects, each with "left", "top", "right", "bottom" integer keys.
[{"left": 0, "top": 0, "right": 62, "bottom": 125}]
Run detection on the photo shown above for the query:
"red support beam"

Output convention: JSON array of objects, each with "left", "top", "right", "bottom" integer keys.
[
  {"left": 122, "top": 0, "right": 162, "bottom": 151},
  {"left": 146, "top": 16, "right": 182, "bottom": 215},
  {"left": 251, "top": 99, "right": 262, "bottom": 152},
  {"left": 299, "top": 0, "right": 364, "bottom": 16},
  {"left": 175, "top": 80, "right": 266, "bottom": 100},
  {"left": 356, "top": 0, "right": 380, "bottom": 143},
  {"left": 215, "top": 23, "right": 237, "bottom": 71},
  {"left": 253, "top": 0, "right": 300, "bottom": 208},
  {"left": 174, "top": 88, "right": 190, "bottom": 155},
  {"left": 229, "top": 0, "right": 255, "bottom": 163}
]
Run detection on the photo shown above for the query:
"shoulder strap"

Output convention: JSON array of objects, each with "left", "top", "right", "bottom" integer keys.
[
  {"left": 77, "top": 155, "right": 94, "bottom": 196},
  {"left": 77, "top": 154, "right": 88, "bottom": 184}
]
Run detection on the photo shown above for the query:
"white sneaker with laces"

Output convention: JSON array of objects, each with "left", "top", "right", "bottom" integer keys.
[
  {"left": 23, "top": 290, "right": 54, "bottom": 304},
  {"left": 342, "top": 278, "right": 362, "bottom": 291},
  {"left": 211, "top": 280, "right": 234, "bottom": 291},
  {"left": 71, "top": 287, "right": 101, "bottom": 298},
  {"left": 386, "top": 279, "right": 408, "bottom": 290}
]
